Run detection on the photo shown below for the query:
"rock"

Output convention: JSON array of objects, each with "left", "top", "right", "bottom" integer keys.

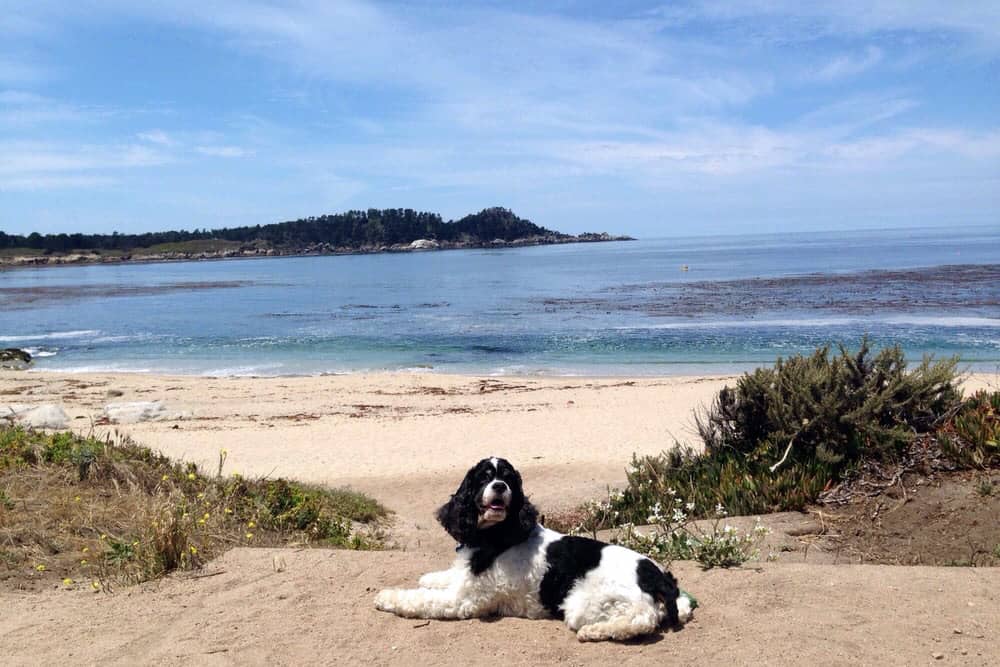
[
  {"left": 409, "top": 239, "right": 439, "bottom": 250},
  {"left": 0, "top": 348, "right": 33, "bottom": 370},
  {"left": 103, "top": 401, "right": 167, "bottom": 424},
  {"left": 1, "top": 403, "right": 69, "bottom": 429},
  {"left": 105, "top": 389, "right": 124, "bottom": 398}
]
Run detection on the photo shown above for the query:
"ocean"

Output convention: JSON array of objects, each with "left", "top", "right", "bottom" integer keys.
[{"left": 2, "top": 225, "right": 999, "bottom": 377}]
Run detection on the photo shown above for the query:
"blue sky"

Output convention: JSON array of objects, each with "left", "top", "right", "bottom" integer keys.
[{"left": 1, "top": 1, "right": 998, "bottom": 237}]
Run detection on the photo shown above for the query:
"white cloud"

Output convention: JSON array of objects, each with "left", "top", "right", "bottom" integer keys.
[
  {"left": 0, "top": 142, "right": 171, "bottom": 174},
  {"left": 137, "top": 129, "right": 174, "bottom": 146},
  {"left": 673, "top": 1, "right": 1000, "bottom": 49},
  {"left": 0, "top": 56, "right": 50, "bottom": 85},
  {"left": 0, "top": 174, "right": 116, "bottom": 192},
  {"left": 814, "top": 46, "right": 883, "bottom": 81},
  {"left": 195, "top": 145, "right": 254, "bottom": 158}
]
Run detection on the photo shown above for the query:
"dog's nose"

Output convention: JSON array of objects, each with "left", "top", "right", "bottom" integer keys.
[{"left": 491, "top": 481, "right": 507, "bottom": 493}]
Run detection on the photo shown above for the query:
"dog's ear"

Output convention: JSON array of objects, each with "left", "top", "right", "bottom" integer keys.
[
  {"left": 517, "top": 497, "right": 539, "bottom": 536},
  {"left": 435, "top": 467, "right": 480, "bottom": 545},
  {"left": 504, "top": 466, "right": 538, "bottom": 538}
]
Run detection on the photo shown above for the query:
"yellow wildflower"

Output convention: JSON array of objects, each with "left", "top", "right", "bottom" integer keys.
[
  {"left": 187, "top": 472, "right": 196, "bottom": 480},
  {"left": 63, "top": 578, "right": 73, "bottom": 586},
  {"left": 35, "top": 564, "right": 46, "bottom": 572},
  {"left": 245, "top": 532, "right": 254, "bottom": 540}
]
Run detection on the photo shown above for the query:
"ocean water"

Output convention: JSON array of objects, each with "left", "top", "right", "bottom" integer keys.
[{"left": 2, "top": 226, "right": 999, "bottom": 376}]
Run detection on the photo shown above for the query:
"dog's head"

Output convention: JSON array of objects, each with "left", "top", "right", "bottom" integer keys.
[{"left": 436, "top": 457, "right": 538, "bottom": 547}]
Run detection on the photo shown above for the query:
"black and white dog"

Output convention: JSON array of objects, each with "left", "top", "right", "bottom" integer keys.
[{"left": 374, "top": 457, "right": 693, "bottom": 641}]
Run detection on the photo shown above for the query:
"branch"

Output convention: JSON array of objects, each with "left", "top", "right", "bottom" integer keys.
[{"left": 769, "top": 432, "right": 798, "bottom": 473}]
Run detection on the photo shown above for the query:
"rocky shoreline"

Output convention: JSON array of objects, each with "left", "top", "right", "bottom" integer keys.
[{"left": 0, "top": 232, "right": 633, "bottom": 269}]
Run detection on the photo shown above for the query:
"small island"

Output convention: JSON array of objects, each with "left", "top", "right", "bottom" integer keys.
[{"left": 0, "top": 207, "right": 632, "bottom": 267}]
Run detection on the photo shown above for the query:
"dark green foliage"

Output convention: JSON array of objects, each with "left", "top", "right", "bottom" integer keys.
[
  {"left": 697, "top": 340, "right": 960, "bottom": 468},
  {"left": 614, "top": 447, "right": 837, "bottom": 521},
  {"left": 0, "top": 207, "right": 557, "bottom": 253},
  {"left": 607, "top": 341, "right": 962, "bottom": 521}
]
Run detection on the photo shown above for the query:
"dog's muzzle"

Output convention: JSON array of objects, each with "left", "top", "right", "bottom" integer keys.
[{"left": 480, "top": 481, "right": 510, "bottom": 524}]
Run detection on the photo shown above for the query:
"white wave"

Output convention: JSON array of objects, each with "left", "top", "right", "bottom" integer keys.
[
  {"left": 881, "top": 316, "right": 1000, "bottom": 328},
  {"left": 198, "top": 363, "right": 286, "bottom": 377},
  {"left": 0, "top": 329, "right": 100, "bottom": 342},
  {"left": 46, "top": 365, "right": 155, "bottom": 374},
  {"left": 90, "top": 333, "right": 159, "bottom": 344},
  {"left": 22, "top": 348, "right": 58, "bottom": 357},
  {"left": 616, "top": 318, "right": 859, "bottom": 330},
  {"left": 618, "top": 315, "right": 1000, "bottom": 330}
]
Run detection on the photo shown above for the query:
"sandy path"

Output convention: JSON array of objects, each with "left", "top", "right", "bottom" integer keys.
[
  {"left": 1, "top": 548, "right": 997, "bottom": 665},
  {"left": 1, "top": 370, "right": 998, "bottom": 664}
]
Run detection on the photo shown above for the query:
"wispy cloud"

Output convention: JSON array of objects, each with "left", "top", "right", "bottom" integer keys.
[
  {"left": 814, "top": 46, "right": 883, "bottom": 82},
  {"left": 137, "top": 129, "right": 174, "bottom": 146},
  {"left": 195, "top": 145, "right": 254, "bottom": 158},
  {"left": 1, "top": 1, "right": 997, "bottom": 232},
  {"left": 0, "top": 142, "right": 171, "bottom": 173}
]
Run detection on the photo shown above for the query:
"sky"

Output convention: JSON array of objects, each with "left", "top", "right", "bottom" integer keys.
[{"left": 1, "top": 1, "right": 998, "bottom": 238}]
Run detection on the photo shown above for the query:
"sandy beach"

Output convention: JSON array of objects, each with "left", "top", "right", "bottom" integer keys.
[
  {"left": 1, "top": 371, "right": 745, "bottom": 549},
  {"left": 1, "top": 369, "right": 998, "bottom": 664}
]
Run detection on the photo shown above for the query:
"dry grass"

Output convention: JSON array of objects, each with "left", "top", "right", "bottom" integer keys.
[{"left": 0, "top": 426, "right": 388, "bottom": 591}]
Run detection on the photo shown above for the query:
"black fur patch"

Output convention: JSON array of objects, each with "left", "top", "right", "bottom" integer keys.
[
  {"left": 636, "top": 558, "right": 680, "bottom": 626},
  {"left": 538, "top": 536, "right": 605, "bottom": 619}
]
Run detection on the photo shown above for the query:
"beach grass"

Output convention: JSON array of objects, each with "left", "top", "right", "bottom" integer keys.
[{"left": 0, "top": 425, "right": 388, "bottom": 590}]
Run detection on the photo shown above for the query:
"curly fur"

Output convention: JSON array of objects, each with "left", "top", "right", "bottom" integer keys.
[{"left": 375, "top": 457, "right": 693, "bottom": 642}]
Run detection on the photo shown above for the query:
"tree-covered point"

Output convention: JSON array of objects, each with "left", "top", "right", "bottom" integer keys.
[{"left": 0, "top": 207, "right": 561, "bottom": 253}]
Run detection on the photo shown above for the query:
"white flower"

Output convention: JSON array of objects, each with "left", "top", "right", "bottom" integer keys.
[{"left": 685, "top": 502, "right": 695, "bottom": 511}]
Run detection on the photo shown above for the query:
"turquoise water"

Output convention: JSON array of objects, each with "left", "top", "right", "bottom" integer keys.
[{"left": 2, "top": 226, "right": 999, "bottom": 376}]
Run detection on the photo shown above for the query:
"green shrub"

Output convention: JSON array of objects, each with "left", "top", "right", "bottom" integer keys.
[
  {"left": 697, "top": 340, "right": 960, "bottom": 467},
  {"left": 603, "top": 341, "right": 962, "bottom": 524}
]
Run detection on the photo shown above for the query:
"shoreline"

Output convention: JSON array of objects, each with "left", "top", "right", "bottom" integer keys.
[{"left": 0, "top": 233, "right": 634, "bottom": 271}]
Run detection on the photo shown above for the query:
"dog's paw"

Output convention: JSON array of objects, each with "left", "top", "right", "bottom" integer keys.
[{"left": 374, "top": 589, "right": 397, "bottom": 612}]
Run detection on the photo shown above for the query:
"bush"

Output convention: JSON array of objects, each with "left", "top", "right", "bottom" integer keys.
[
  {"left": 697, "top": 340, "right": 960, "bottom": 468},
  {"left": 604, "top": 341, "right": 962, "bottom": 523}
]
